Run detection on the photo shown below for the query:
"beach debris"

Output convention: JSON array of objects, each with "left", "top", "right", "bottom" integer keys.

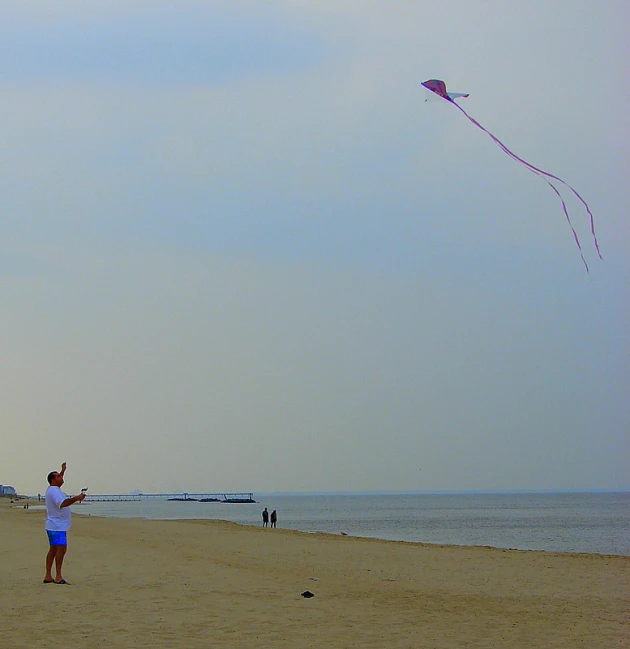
[
  {"left": 301, "top": 590, "right": 315, "bottom": 598},
  {"left": 421, "top": 78, "right": 602, "bottom": 274},
  {"left": 340, "top": 532, "right": 347, "bottom": 536},
  {"left": 309, "top": 577, "right": 320, "bottom": 581}
]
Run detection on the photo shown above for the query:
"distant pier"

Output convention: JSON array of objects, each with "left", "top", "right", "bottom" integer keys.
[{"left": 84, "top": 492, "right": 256, "bottom": 503}]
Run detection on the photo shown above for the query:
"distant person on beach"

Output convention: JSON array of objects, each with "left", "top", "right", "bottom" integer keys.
[
  {"left": 262, "top": 507, "right": 269, "bottom": 527},
  {"left": 43, "top": 462, "right": 86, "bottom": 584},
  {"left": 270, "top": 510, "right": 277, "bottom": 528}
]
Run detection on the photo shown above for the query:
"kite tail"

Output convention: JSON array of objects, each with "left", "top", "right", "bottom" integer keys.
[
  {"left": 454, "top": 106, "right": 590, "bottom": 274},
  {"left": 540, "top": 179, "right": 590, "bottom": 275},
  {"left": 451, "top": 101, "right": 602, "bottom": 264}
]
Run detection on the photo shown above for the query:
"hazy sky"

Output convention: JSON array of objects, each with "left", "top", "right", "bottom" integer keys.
[{"left": 2, "top": 1, "right": 628, "bottom": 496}]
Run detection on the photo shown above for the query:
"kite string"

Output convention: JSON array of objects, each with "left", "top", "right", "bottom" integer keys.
[{"left": 452, "top": 101, "right": 602, "bottom": 262}]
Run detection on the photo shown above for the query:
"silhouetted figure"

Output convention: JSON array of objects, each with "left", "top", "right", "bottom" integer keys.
[
  {"left": 262, "top": 507, "right": 269, "bottom": 527},
  {"left": 270, "top": 510, "right": 277, "bottom": 528}
]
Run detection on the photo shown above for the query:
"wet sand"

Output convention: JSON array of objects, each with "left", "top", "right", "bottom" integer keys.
[{"left": 1, "top": 499, "right": 627, "bottom": 648}]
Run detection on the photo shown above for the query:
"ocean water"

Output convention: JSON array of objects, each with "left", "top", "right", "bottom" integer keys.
[{"left": 78, "top": 492, "right": 629, "bottom": 556}]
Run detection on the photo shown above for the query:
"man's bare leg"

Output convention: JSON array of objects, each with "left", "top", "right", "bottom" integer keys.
[
  {"left": 44, "top": 546, "right": 58, "bottom": 582},
  {"left": 54, "top": 545, "right": 67, "bottom": 583}
]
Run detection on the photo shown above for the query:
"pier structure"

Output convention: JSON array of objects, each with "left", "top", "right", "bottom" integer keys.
[{"left": 84, "top": 492, "right": 256, "bottom": 503}]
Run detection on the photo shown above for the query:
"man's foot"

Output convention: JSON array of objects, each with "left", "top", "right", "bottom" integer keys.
[
  {"left": 43, "top": 579, "right": 55, "bottom": 583},
  {"left": 54, "top": 579, "right": 70, "bottom": 584}
]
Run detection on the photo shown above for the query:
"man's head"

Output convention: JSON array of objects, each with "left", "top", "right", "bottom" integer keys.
[{"left": 47, "top": 471, "right": 64, "bottom": 487}]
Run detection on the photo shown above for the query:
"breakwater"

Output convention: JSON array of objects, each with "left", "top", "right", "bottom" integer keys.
[{"left": 85, "top": 492, "right": 256, "bottom": 503}]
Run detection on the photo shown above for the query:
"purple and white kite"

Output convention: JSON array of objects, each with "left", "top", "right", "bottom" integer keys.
[{"left": 421, "top": 79, "right": 602, "bottom": 274}]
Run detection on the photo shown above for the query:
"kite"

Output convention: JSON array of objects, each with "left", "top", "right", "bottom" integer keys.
[{"left": 421, "top": 79, "right": 602, "bottom": 274}]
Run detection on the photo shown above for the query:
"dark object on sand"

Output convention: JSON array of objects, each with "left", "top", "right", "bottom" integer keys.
[{"left": 301, "top": 590, "right": 315, "bottom": 598}]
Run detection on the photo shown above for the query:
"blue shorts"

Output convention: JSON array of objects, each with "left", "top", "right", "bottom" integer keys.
[{"left": 46, "top": 530, "right": 67, "bottom": 546}]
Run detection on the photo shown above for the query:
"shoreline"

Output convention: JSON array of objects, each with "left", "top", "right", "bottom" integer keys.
[
  {"left": 13, "top": 497, "right": 630, "bottom": 558},
  {"left": 76, "top": 509, "right": 630, "bottom": 559},
  {"left": 2, "top": 500, "right": 628, "bottom": 648}
]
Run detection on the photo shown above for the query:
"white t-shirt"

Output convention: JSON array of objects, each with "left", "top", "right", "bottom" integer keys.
[{"left": 45, "top": 485, "right": 72, "bottom": 531}]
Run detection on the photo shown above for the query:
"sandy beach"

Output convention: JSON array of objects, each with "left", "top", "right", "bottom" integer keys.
[{"left": 1, "top": 499, "right": 627, "bottom": 649}]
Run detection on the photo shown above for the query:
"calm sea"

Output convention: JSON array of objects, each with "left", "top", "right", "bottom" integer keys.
[{"left": 78, "top": 492, "right": 629, "bottom": 556}]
